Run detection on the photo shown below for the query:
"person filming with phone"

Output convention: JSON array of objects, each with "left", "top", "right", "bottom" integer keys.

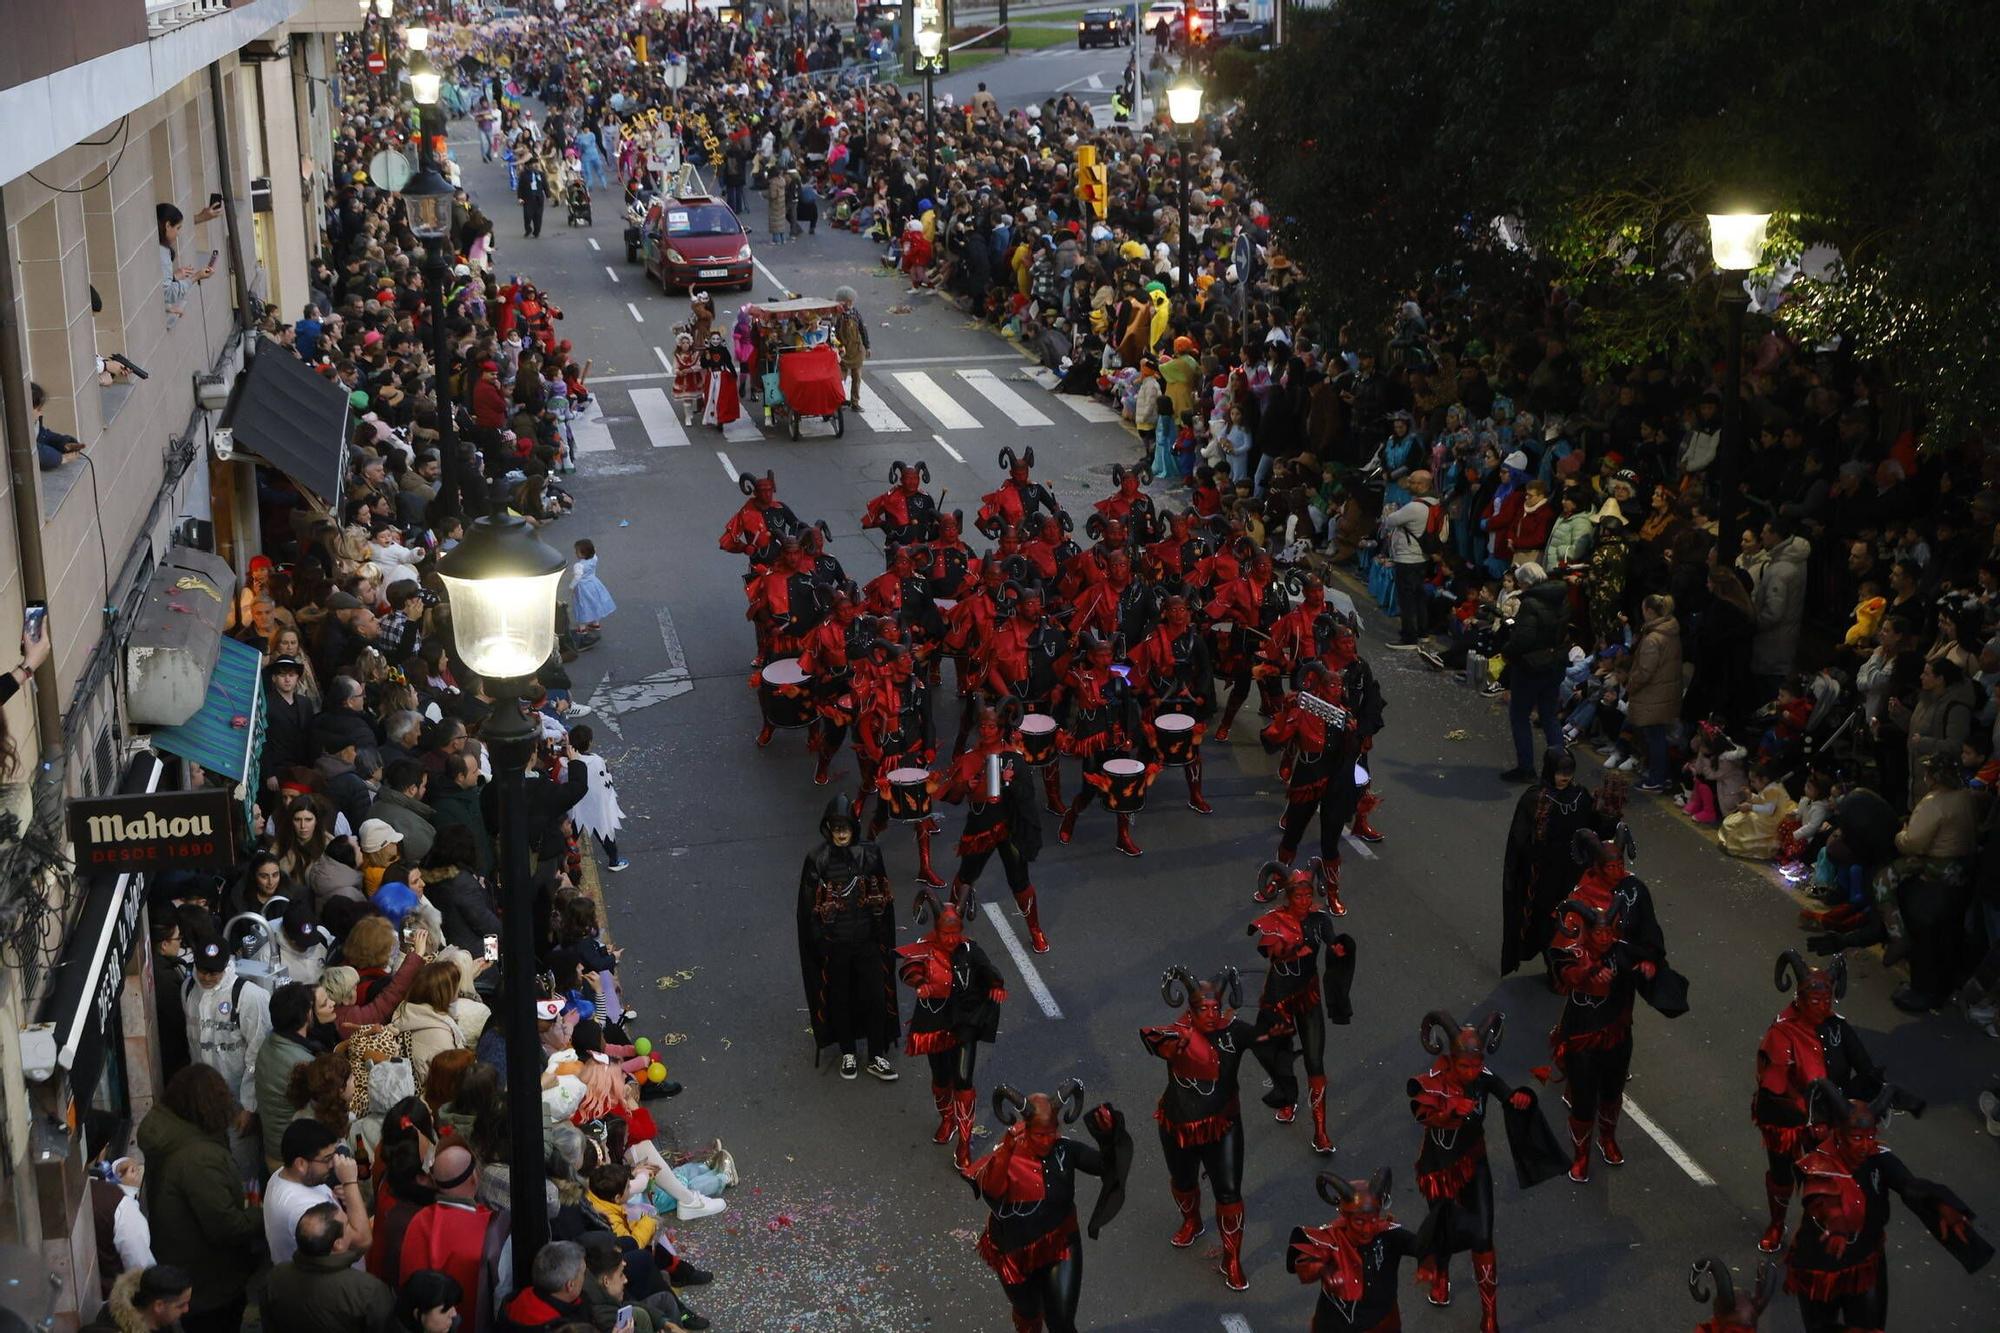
[{"left": 3, "top": 604, "right": 51, "bottom": 772}]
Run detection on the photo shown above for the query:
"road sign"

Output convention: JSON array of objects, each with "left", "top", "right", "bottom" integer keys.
[{"left": 366, "top": 49, "right": 386, "bottom": 74}]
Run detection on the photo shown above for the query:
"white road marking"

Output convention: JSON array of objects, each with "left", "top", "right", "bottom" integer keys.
[
  {"left": 1056, "top": 393, "right": 1122, "bottom": 424},
  {"left": 752, "top": 255, "right": 788, "bottom": 293},
  {"left": 1624, "top": 1097, "right": 1716, "bottom": 1186},
  {"left": 569, "top": 400, "right": 616, "bottom": 454},
  {"left": 588, "top": 237, "right": 601, "bottom": 251},
  {"left": 631, "top": 387, "right": 691, "bottom": 448},
  {"left": 716, "top": 450, "right": 738, "bottom": 482},
  {"left": 984, "top": 914, "right": 1062, "bottom": 1019},
  {"left": 605, "top": 265, "right": 621, "bottom": 284},
  {"left": 867, "top": 354, "right": 1029, "bottom": 367},
  {"left": 1087, "top": 73, "right": 1104, "bottom": 91},
  {"left": 932, "top": 432, "right": 965, "bottom": 464},
  {"left": 1220, "top": 1317, "right": 1254, "bottom": 1333},
  {"left": 851, "top": 378, "right": 912, "bottom": 432},
  {"left": 626, "top": 301, "right": 645, "bottom": 323},
  {"left": 723, "top": 412, "right": 764, "bottom": 444},
  {"left": 956, "top": 367, "right": 1053, "bottom": 427},
  {"left": 592, "top": 371, "right": 672, "bottom": 384},
  {"left": 1342, "top": 833, "right": 1379, "bottom": 860},
  {"left": 894, "top": 371, "right": 982, "bottom": 431},
  {"left": 654, "top": 346, "right": 671, "bottom": 371},
  {"left": 585, "top": 606, "right": 695, "bottom": 738}
]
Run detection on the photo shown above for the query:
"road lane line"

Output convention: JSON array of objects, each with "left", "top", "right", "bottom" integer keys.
[
  {"left": 894, "top": 371, "right": 981, "bottom": 430},
  {"left": 592, "top": 371, "right": 671, "bottom": 384},
  {"left": 984, "top": 914, "right": 1062, "bottom": 1019},
  {"left": 654, "top": 346, "right": 671, "bottom": 371},
  {"left": 1624, "top": 1097, "right": 1716, "bottom": 1186},
  {"left": 932, "top": 432, "right": 965, "bottom": 464},
  {"left": 568, "top": 400, "right": 616, "bottom": 454},
  {"left": 631, "top": 387, "right": 691, "bottom": 448},
  {"left": 606, "top": 265, "right": 621, "bottom": 284},
  {"left": 588, "top": 237, "right": 601, "bottom": 251},
  {"left": 626, "top": 301, "right": 645, "bottom": 323},
  {"left": 1342, "top": 833, "right": 1378, "bottom": 860},
  {"left": 867, "top": 354, "right": 1028, "bottom": 367},
  {"left": 716, "top": 450, "right": 738, "bottom": 482},
  {"left": 753, "top": 255, "right": 787, "bottom": 292},
  {"left": 1220, "top": 1318, "right": 1254, "bottom": 1333},
  {"left": 1056, "top": 393, "right": 1122, "bottom": 424},
  {"left": 956, "top": 367, "right": 1053, "bottom": 426},
  {"left": 851, "top": 379, "right": 912, "bottom": 432}
]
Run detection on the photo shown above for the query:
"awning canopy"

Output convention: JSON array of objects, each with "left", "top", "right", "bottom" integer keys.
[
  {"left": 218, "top": 345, "right": 351, "bottom": 505},
  {"left": 151, "top": 636, "right": 266, "bottom": 800}
]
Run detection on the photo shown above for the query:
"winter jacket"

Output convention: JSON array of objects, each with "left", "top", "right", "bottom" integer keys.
[
  {"left": 1544, "top": 511, "right": 1595, "bottom": 567},
  {"left": 426, "top": 866, "right": 503, "bottom": 954},
  {"left": 1379, "top": 497, "right": 1438, "bottom": 565},
  {"left": 333, "top": 950, "right": 424, "bottom": 1038},
  {"left": 184, "top": 961, "right": 272, "bottom": 1112},
  {"left": 1896, "top": 787, "right": 1978, "bottom": 860},
  {"left": 1749, "top": 535, "right": 1811, "bottom": 677},
  {"left": 1508, "top": 498, "right": 1557, "bottom": 557},
  {"left": 1622, "top": 615, "right": 1684, "bottom": 728},
  {"left": 136, "top": 1104, "right": 265, "bottom": 1313},
  {"left": 392, "top": 1002, "right": 466, "bottom": 1089},
  {"left": 254, "top": 1030, "right": 317, "bottom": 1166},
  {"left": 500, "top": 1286, "right": 587, "bottom": 1331},
  {"left": 1506, "top": 581, "right": 1571, "bottom": 676},
  {"left": 82, "top": 1269, "right": 169, "bottom": 1333},
  {"left": 366, "top": 788, "right": 438, "bottom": 865},
  {"left": 1907, "top": 678, "right": 1978, "bottom": 803},
  {"left": 583, "top": 1188, "right": 657, "bottom": 1248},
  {"left": 264, "top": 688, "right": 319, "bottom": 776},
  {"left": 428, "top": 781, "right": 494, "bottom": 874},
  {"left": 263, "top": 1248, "right": 396, "bottom": 1333},
  {"left": 310, "top": 854, "right": 369, "bottom": 913}
]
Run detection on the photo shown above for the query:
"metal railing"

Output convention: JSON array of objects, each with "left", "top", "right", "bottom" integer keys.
[{"left": 146, "top": 0, "right": 232, "bottom": 32}]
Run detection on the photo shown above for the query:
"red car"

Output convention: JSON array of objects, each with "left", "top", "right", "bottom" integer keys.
[{"left": 640, "top": 193, "right": 754, "bottom": 291}]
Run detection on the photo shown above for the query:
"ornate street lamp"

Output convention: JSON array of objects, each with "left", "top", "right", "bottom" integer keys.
[
  {"left": 1705, "top": 209, "right": 1771, "bottom": 559},
  {"left": 1167, "top": 73, "right": 1204, "bottom": 299}
]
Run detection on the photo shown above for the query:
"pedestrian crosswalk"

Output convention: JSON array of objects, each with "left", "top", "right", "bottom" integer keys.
[{"left": 571, "top": 364, "right": 1124, "bottom": 456}]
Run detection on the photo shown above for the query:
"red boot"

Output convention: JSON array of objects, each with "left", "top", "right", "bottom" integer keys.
[
  {"left": 1185, "top": 757, "right": 1213, "bottom": 814},
  {"left": 951, "top": 1088, "right": 977, "bottom": 1174},
  {"left": 1323, "top": 861, "right": 1347, "bottom": 917},
  {"left": 1169, "top": 1186, "right": 1204, "bottom": 1248},
  {"left": 1015, "top": 886, "right": 1050, "bottom": 954},
  {"left": 1596, "top": 1102, "right": 1626, "bottom": 1166},
  {"left": 1567, "top": 1116, "right": 1593, "bottom": 1183},
  {"left": 1042, "top": 766, "right": 1067, "bottom": 816},
  {"left": 1216, "top": 696, "right": 1243, "bottom": 743},
  {"left": 1274, "top": 1101, "right": 1297, "bottom": 1125},
  {"left": 1759, "top": 1172, "right": 1793, "bottom": 1254},
  {"left": 1349, "top": 788, "right": 1385, "bottom": 842},
  {"left": 914, "top": 825, "right": 946, "bottom": 889},
  {"left": 1058, "top": 804, "right": 1081, "bottom": 844},
  {"left": 929, "top": 1084, "right": 953, "bottom": 1145},
  {"left": 756, "top": 723, "right": 775, "bottom": 748},
  {"left": 1215, "top": 1201, "right": 1248, "bottom": 1291},
  {"left": 1115, "top": 814, "right": 1142, "bottom": 857},
  {"left": 1423, "top": 1258, "right": 1451, "bottom": 1307},
  {"left": 1307, "top": 1075, "right": 1333, "bottom": 1155},
  {"left": 1474, "top": 1249, "right": 1498, "bottom": 1333},
  {"left": 812, "top": 746, "right": 833, "bottom": 786}
]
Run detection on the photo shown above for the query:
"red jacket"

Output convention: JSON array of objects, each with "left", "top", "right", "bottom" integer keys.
[
  {"left": 1508, "top": 498, "right": 1557, "bottom": 554},
  {"left": 472, "top": 376, "right": 511, "bottom": 430},
  {"left": 402, "top": 1198, "right": 503, "bottom": 1330}
]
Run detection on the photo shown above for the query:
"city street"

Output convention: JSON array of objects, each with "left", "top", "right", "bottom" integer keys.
[{"left": 453, "top": 95, "right": 2000, "bottom": 1332}]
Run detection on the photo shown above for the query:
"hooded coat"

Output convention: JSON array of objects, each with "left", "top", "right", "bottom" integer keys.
[
  {"left": 1622, "top": 613, "right": 1684, "bottom": 728},
  {"left": 796, "top": 800, "right": 899, "bottom": 1060},
  {"left": 136, "top": 1103, "right": 266, "bottom": 1314},
  {"left": 1749, "top": 534, "right": 1811, "bottom": 676}
]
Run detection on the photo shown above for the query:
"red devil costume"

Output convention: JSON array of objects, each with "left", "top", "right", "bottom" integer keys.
[
  {"left": 1141, "top": 966, "right": 1269, "bottom": 1291},
  {"left": 1208, "top": 547, "right": 1288, "bottom": 740},
  {"left": 1784, "top": 1080, "right": 1989, "bottom": 1331},
  {"left": 931, "top": 701, "right": 1049, "bottom": 951},
  {"left": 1287, "top": 1168, "right": 1422, "bottom": 1333},
  {"left": 978, "top": 446, "right": 1065, "bottom": 538},
  {"left": 1687, "top": 1255, "right": 1779, "bottom": 1332},
  {"left": 1247, "top": 861, "right": 1355, "bottom": 1156},
  {"left": 795, "top": 584, "right": 870, "bottom": 786},
  {"left": 853, "top": 638, "right": 946, "bottom": 888},
  {"left": 1263, "top": 662, "right": 1361, "bottom": 912},
  {"left": 862, "top": 459, "right": 940, "bottom": 545},
  {"left": 978, "top": 585, "right": 1073, "bottom": 817},
  {"left": 1752, "top": 950, "right": 1921, "bottom": 1254},
  {"left": 1545, "top": 896, "right": 1641, "bottom": 1182},
  {"left": 1056, "top": 632, "right": 1150, "bottom": 857},
  {"left": 968, "top": 1082, "right": 1132, "bottom": 1333},
  {"left": 796, "top": 799, "right": 899, "bottom": 1078},
  {"left": 718, "top": 469, "right": 804, "bottom": 583},
  {"left": 897, "top": 887, "right": 1006, "bottom": 1172},
  {"left": 1130, "top": 593, "right": 1218, "bottom": 815},
  {"left": 1092, "top": 463, "right": 1159, "bottom": 545},
  {"left": 1406, "top": 1010, "right": 1568, "bottom": 1332}
]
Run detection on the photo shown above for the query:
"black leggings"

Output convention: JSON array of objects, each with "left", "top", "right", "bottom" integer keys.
[
  {"left": 927, "top": 1042, "right": 979, "bottom": 1092},
  {"left": 824, "top": 942, "right": 892, "bottom": 1058},
  {"left": 595, "top": 833, "right": 619, "bottom": 863},
  {"left": 1158, "top": 1120, "right": 1245, "bottom": 1205},
  {"left": 1250, "top": 1002, "right": 1325, "bottom": 1102},
  {"left": 957, "top": 839, "right": 1032, "bottom": 892},
  {"left": 1280, "top": 784, "right": 1357, "bottom": 864},
  {"left": 1560, "top": 1037, "right": 1632, "bottom": 1122},
  {"left": 1796, "top": 1272, "right": 1888, "bottom": 1333},
  {"left": 1003, "top": 1249, "right": 1084, "bottom": 1333}
]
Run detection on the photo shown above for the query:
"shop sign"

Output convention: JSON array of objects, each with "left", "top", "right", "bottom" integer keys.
[{"left": 67, "top": 790, "right": 236, "bottom": 873}]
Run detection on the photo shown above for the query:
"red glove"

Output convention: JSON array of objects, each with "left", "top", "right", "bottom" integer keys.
[
  {"left": 1088, "top": 1104, "right": 1115, "bottom": 1133},
  {"left": 1636, "top": 960, "right": 1658, "bottom": 980},
  {"left": 1507, "top": 1089, "right": 1534, "bottom": 1112}
]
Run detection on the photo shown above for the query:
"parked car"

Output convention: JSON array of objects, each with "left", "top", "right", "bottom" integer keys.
[
  {"left": 1141, "top": 2, "right": 1182, "bottom": 34},
  {"left": 640, "top": 193, "right": 754, "bottom": 291},
  {"left": 1078, "top": 7, "right": 1131, "bottom": 47},
  {"left": 1207, "top": 18, "right": 1271, "bottom": 49}
]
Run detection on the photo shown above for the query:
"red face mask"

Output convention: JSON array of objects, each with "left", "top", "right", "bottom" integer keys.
[
  {"left": 900, "top": 471, "right": 922, "bottom": 495},
  {"left": 1798, "top": 983, "right": 1834, "bottom": 1025},
  {"left": 1020, "top": 1103, "right": 1062, "bottom": 1158},
  {"left": 1253, "top": 556, "right": 1274, "bottom": 581},
  {"left": 1020, "top": 596, "right": 1045, "bottom": 623},
  {"left": 1189, "top": 993, "right": 1229, "bottom": 1033},
  {"left": 753, "top": 479, "right": 776, "bottom": 504},
  {"left": 1119, "top": 474, "right": 1140, "bottom": 498},
  {"left": 1165, "top": 604, "right": 1191, "bottom": 634},
  {"left": 1449, "top": 1048, "right": 1484, "bottom": 1085},
  {"left": 1285, "top": 880, "right": 1316, "bottom": 917},
  {"left": 939, "top": 517, "right": 961, "bottom": 542},
  {"left": 1341, "top": 1196, "right": 1393, "bottom": 1244},
  {"left": 1832, "top": 1118, "right": 1879, "bottom": 1164},
  {"left": 1038, "top": 518, "right": 1062, "bottom": 544}
]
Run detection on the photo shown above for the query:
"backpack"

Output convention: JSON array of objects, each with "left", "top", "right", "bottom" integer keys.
[{"left": 1418, "top": 498, "right": 1448, "bottom": 558}]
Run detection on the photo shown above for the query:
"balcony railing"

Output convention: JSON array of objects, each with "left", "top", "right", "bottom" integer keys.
[{"left": 146, "top": 0, "right": 234, "bottom": 33}]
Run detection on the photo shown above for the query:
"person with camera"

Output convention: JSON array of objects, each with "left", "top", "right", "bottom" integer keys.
[{"left": 264, "top": 1118, "right": 373, "bottom": 1267}]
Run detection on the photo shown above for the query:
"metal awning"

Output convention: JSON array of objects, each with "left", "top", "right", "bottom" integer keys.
[
  {"left": 216, "top": 344, "right": 351, "bottom": 505},
  {"left": 150, "top": 636, "right": 266, "bottom": 801}
]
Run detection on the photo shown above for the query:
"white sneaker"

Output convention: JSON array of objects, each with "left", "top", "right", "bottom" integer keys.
[
  {"left": 676, "top": 1193, "right": 727, "bottom": 1220},
  {"left": 1603, "top": 750, "right": 1625, "bottom": 769},
  {"left": 1980, "top": 1090, "right": 2000, "bottom": 1136},
  {"left": 1617, "top": 755, "right": 1639, "bottom": 772},
  {"left": 839, "top": 1054, "right": 858, "bottom": 1080}
]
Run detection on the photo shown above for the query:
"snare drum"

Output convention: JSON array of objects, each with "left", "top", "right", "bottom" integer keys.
[
  {"left": 931, "top": 597, "right": 959, "bottom": 615},
  {"left": 885, "top": 767, "right": 933, "bottom": 822},
  {"left": 758, "top": 658, "right": 813, "bottom": 729},
  {"left": 1101, "top": 758, "right": 1149, "bottom": 813},
  {"left": 1019, "top": 713, "right": 1059, "bottom": 767},
  {"left": 1154, "top": 712, "right": 1198, "bottom": 766}
]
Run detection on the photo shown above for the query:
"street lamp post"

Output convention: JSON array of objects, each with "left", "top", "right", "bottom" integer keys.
[
  {"left": 1705, "top": 210, "right": 1770, "bottom": 562},
  {"left": 436, "top": 514, "right": 568, "bottom": 1281},
  {"left": 407, "top": 66, "right": 462, "bottom": 520},
  {"left": 915, "top": 29, "right": 942, "bottom": 194},
  {"left": 1166, "top": 73, "right": 1203, "bottom": 301}
]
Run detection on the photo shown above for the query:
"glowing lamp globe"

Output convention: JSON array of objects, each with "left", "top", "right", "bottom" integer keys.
[
  {"left": 1166, "top": 75, "right": 1204, "bottom": 128},
  {"left": 1706, "top": 211, "right": 1770, "bottom": 271},
  {"left": 438, "top": 515, "right": 565, "bottom": 681}
]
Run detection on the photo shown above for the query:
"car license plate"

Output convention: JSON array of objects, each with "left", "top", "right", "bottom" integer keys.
[{"left": 699, "top": 268, "right": 730, "bottom": 278}]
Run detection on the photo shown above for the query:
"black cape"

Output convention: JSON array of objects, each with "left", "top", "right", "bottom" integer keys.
[
  {"left": 1499, "top": 781, "right": 1601, "bottom": 975},
  {"left": 795, "top": 842, "right": 898, "bottom": 1058}
]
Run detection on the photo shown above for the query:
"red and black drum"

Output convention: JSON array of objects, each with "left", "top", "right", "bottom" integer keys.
[
  {"left": 1101, "top": 758, "right": 1149, "bottom": 813},
  {"left": 885, "top": 767, "right": 933, "bottom": 822},
  {"left": 1019, "top": 712, "right": 1059, "bottom": 767},
  {"left": 758, "top": 658, "right": 813, "bottom": 729},
  {"left": 1153, "top": 712, "right": 1197, "bottom": 766}
]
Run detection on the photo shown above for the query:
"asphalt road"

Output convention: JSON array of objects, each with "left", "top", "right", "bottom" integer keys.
[
  {"left": 934, "top": 35, "right": 1143, "bottom": 115},
  {"left": 451, "top": 81, "right": 2000, "bottom": 1332}
]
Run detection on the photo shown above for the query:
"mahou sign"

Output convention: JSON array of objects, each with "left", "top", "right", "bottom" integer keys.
[{"left": 67, "top": 789, "right": 237, "bottom": 872}]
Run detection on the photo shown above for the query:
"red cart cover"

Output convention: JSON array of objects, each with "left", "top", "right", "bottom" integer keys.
[{"left": 778, "top": 344, "right": 847, "bottom": 415}]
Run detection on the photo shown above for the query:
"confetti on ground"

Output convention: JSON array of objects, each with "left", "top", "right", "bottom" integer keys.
[
  {"left": 719, "top": 1037, "right": 732, "bottom": 1050},
  {"left": 618, "top": 519, "right": 630, "bottom": 527},
  {"left": 658, "top": 1032, "right": 689, "bottom": 1046},
  {"left": 887, "top": 304, "right": 913, "bottom": 314},
  {"left": 1445, "top": 729, "right": 1469, "bottom": 741}
]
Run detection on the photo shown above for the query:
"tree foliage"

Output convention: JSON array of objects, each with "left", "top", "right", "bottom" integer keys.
[{"left": 1241, "top": 0, "right": 1999, "bottom": 436}]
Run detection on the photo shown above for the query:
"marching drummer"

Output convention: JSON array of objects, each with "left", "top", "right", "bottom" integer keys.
[
  {"left": 1055, "top": 632, "right": 1150, "bottom": 859},
  {"left": 1129, "top": 594, "right": 1218, "bottom": 816},
  {"left": 854, "top": 636, "right": 947, "bottom": 889},
  {"left": 974, "top": 582, "right": 1072, "bottom": 817},
  {"left": 927, "top": 700, "right": 1050, "bottom": 953},
  {"left": 1260, "top": 661, "right": 1361, "bottom": 915}
]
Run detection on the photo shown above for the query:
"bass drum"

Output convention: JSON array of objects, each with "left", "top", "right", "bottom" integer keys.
[
  {"left": 1101, "top": 758, "right": 1149, "bottom": 813},
  {"left": 885, "top": 767, "right": 933, "bottom": 823},
  {"left": 758, "top": 658, "right": 813, "bottom": 729},
  {"left": 1019, "top": 713, "right": 1059, "bottom": 767},
  {"left": 1153, "top": 712, "right": 1197, "bottom": 766}
]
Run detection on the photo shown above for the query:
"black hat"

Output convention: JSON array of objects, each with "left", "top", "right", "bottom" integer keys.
[
  {"left": 192, "top": 939, "right": 230, "bottom": 973},
  {"left": 266, "top": 655, "right": 305, "bottom": 675}
]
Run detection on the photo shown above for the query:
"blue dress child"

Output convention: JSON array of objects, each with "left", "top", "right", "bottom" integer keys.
[{"left": 571, "top": 539, "right": 617, "bottom": 630}]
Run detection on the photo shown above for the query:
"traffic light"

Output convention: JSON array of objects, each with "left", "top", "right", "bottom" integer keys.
[{"left": 1075, "top": 145, "right": 1109, "bottom": 220}]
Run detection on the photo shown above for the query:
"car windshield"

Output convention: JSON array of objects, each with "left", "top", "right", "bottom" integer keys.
[{"left": 664, "top": 204, "right": 740, "bottom": 237}]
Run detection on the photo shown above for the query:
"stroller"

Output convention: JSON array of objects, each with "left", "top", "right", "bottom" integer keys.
[{"left": 566, "top": 179, "right": 592, "bottom": 226}]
